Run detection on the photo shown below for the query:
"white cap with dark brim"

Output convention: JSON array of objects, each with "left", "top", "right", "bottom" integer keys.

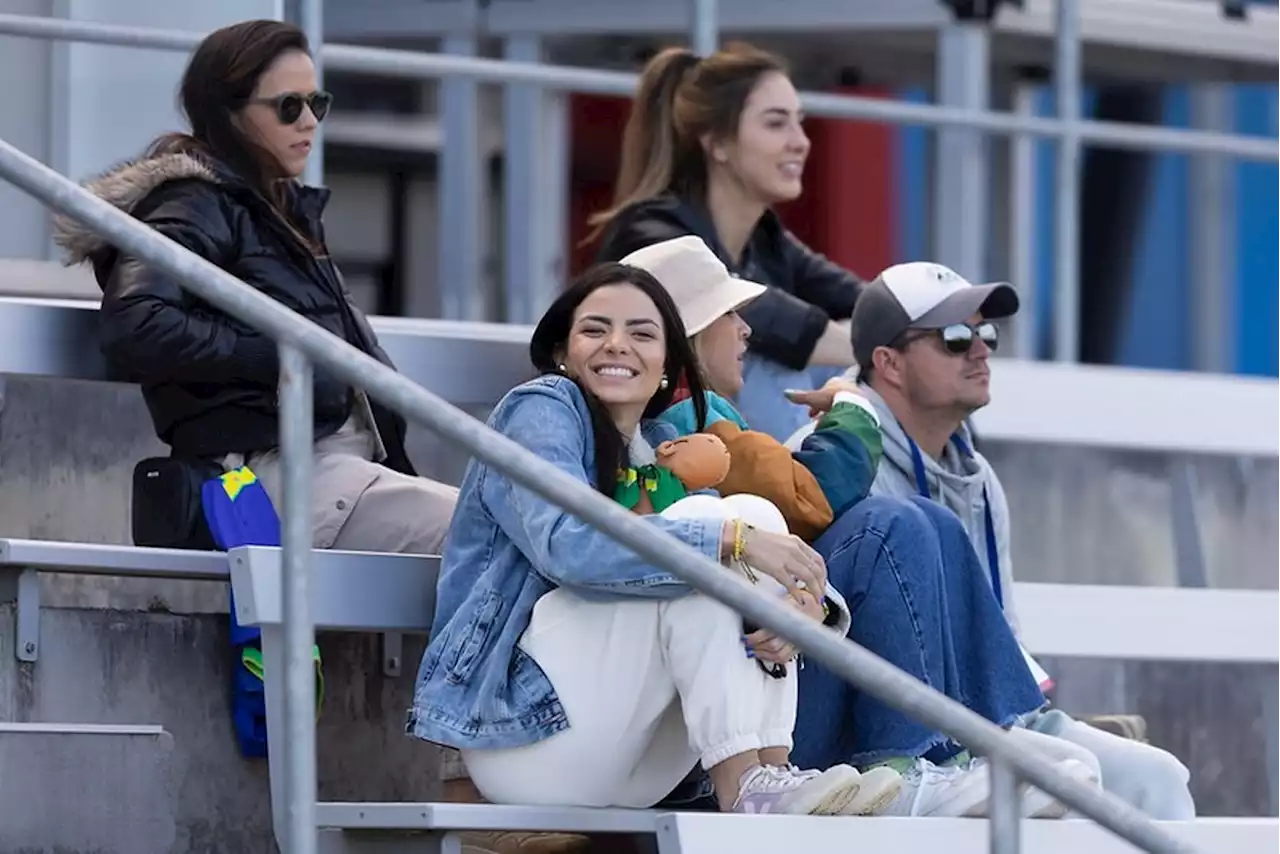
[{"left": 851, "top": 261, "right": 1020, "bottom": 366}]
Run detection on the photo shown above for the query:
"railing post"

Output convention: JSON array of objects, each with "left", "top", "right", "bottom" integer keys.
[
  {"left": 1052, "top": 0, "right": 1082, "bottom": 363},
  {"left": 934, "top": 17, "right": 991, "bottom": 282},
  {"left": 279, "top": 343, "right": 317, "bottom": 854},
  {"left": 690, "top": 0, "right": 719, "bottom": 56},
  {"left": 298, "top": 0, "right": 325, "bottom": 188},
  {"left": 989, "top": 759, "right": 1022, "bottom": 854},
  {"left": 1009, "top": 71, "right": 1042, "bottom": 361}
]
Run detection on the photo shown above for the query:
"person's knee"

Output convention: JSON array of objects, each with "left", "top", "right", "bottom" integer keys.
[
  {"left": 906, "top": 495, "right": 967, "bottom": 536},
  {"left": 718, "top": 493, "right": 788, "bottom": 534},
  {"left": 846, "top": 495, "right": 939, "bottom": 550},
  {"left": 664, "top": 493, "right": 788, "bottom": 535},
  {"left": 830, "top": 495, "right": 928, "bottom": 535},
  {"left": 345, "top": 475, "right": 458, "bottom": 554},
  {"left": 401, "top": 479, "right": 458, "bottom": 525}
]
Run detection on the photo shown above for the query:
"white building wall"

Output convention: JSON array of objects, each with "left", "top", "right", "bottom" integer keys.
[{"left": 0, "top": 0, "right": 283, "bottom": 260}]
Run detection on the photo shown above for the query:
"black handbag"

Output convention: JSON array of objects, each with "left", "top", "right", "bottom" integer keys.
[{"left": 130, "top": 456, "right": 223, "bottom": 550}]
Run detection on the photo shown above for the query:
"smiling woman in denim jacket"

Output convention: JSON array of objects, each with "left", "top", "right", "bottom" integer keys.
[{"left": 407, "top": 262, "right": 902, "bottom": 816}]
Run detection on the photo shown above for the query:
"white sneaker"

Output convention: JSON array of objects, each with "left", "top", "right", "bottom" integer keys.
[
  {"left": 773, "top": 764, "right": 903, "bottom": 816},
  {"left": 731, "top": 763, "right": 863, "bottom": 816},
  {"left": 879, "top": 759, "right": 991, "bottom": 817},
  {"left": 1021, "top": 758, "right": 1102, "bottom": 818}
]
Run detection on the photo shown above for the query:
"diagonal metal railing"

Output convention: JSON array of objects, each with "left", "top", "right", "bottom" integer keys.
[{"left": 0, "top": 137, "right": 1206, "bottom": 854}]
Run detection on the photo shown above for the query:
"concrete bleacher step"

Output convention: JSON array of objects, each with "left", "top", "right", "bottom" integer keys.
[{"left": 0, "top": 722, "right": 176, "bottom": 854}]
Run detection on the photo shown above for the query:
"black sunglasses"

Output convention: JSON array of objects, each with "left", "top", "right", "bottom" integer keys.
[
  {"left": 904, "top": 321, "right": 999, "bottom": 356},
  {"left": 245, "top": 90, "right": 333, "bottom": 125}
]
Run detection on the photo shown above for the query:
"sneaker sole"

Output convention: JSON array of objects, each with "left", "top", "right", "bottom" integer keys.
[
  {"left": 841, "top": 768, "right": 904, "bottom": 816},
  {"left": 787, "top": 767, "right": 867, "bottom": 816}
]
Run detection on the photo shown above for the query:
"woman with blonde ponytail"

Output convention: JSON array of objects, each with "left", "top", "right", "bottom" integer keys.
[{"left": 594, "top": 43, "right": 864, "bottom": 441}]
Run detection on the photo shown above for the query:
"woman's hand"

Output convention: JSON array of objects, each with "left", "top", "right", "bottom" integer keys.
[
  {"left": 740, "top": 528, "right": 827, "bottom": 599},
  {"left": 791, "top": 589, "right": 827, "bottom": 623},
  {"left": 744, "top": 592, "right": 825, "bottom": 663}
]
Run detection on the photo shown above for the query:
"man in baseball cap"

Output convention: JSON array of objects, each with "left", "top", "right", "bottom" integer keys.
[{"left": 835, "top": 262, "right": 1196, "bottom": 820}]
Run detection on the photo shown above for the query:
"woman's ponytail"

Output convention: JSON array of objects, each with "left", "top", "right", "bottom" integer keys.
[{"left": 586, "top": 48, "right": 699, "bottom": 241}]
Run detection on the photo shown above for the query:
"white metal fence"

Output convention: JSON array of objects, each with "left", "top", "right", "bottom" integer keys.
[{"left": 0, "top": 1, "right": 1275, "bottom": 362}]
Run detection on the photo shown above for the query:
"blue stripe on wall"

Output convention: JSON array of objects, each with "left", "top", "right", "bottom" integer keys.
[
  {"left": 1120, "top": 87, "right": 1191, "bottom": 370},
  {"left": 1234, "top": 84, "right": 1279, "bottom": 377},
  {"left": 895, "top": 80, "right": 1275, "bottom": 376},
  {"left": 1034, "top": 87, "right": 1056, "bottom": 360},
  {"left": 896, "top": 88, "right": 930, "bottom": 263}
]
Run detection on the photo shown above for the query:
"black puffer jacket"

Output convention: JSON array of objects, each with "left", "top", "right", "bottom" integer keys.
[
  {"left": 53, "top": 151, "right": 415, "bottom": 474},
  {"left": 595, "top": 193, "right": 864, "bottom": 370}
]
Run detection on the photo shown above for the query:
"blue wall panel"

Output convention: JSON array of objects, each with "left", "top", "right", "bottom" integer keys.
[
  {"left": 895, "top": 88, "right": 931, "bottom": 264},
  {"left": 1234, "top": 84, "right": 1279, "bottom": 377},
  {"left": 894, "top": 78, "right": 1275, "bottom": 376},
  {"left": 1119, "top": 87, "right": 1191, "bottom": 370}
]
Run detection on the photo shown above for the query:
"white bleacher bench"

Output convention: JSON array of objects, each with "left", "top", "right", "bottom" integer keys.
[
  {"left": 228, "top": 545, "right": 439, "bottom": 849},
  {"left": 4, "top": 537, "right": 1278, "bottom": 851},
  {"left": 0, "top": 539, "right": 227, "bottom": 661},
  {"left": 650, "top": 813, "right": 1280, "bottom": 854},
  {"left": 311, "top": 806, "right": 1279, "bottom": 854},
  {"left": 1015, "top": 582, "right": 1280, "bottom": 665}
]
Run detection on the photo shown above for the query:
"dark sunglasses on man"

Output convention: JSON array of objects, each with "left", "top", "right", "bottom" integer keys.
[
  {"left": 244, "top": 90, "right": 333, "bottom": 125},
  {"left": 903, "top": 321, "right": 1000, "bottom": 356}
]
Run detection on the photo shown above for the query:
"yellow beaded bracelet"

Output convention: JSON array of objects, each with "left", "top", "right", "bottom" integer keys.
[{"left": 731, "top": 520, "right": 759, "bottom": 583}]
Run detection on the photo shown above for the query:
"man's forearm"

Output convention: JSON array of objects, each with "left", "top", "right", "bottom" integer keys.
[{"left": 808, "top": 320, "right": 854, "bottom": 367}]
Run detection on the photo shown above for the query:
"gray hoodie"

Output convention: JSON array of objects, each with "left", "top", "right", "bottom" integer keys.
[{"left": 857, "top": 384, "right": 1022, "bottom": 637}]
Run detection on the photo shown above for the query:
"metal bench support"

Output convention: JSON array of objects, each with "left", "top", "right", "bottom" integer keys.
[
  {"left": 0, "top": 566, "right": 40, "bottom": 661},
  {"left": 382, "top": 632, "right": 403, "bottom": 677}
]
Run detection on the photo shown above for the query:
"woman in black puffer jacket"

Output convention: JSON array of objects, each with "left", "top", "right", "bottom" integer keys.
[{"left": 54, "top": 19, "right": 456, "bottom": 556}]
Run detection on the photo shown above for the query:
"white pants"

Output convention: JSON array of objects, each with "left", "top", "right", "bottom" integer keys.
[
  {"left": 463, "top": 494, "right": 798, "bottom": 809},
  {"left": 1026, "top": 709, "right": 1196, "bottom": 820}
]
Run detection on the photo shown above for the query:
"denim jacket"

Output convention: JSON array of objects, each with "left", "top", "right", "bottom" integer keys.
[{"left": 407, "top": 375, "right": 725, "bottom": 750}]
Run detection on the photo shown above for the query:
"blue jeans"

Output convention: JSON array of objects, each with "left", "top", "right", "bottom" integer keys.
[
  {"left": 734, "top": 353, "right": 814, "bottom": 443},
  {"left": 791, "top": 496, "right": 1047, "bottom": 768}
]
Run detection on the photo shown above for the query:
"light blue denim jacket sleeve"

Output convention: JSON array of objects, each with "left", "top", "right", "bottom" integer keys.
[{"left": 479, "top": 378, "right": 723, "bottom": 598}]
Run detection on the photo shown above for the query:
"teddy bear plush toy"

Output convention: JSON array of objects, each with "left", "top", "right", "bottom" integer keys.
[{"left": 614, "top": 433, "right": 731, "bottom": 516}]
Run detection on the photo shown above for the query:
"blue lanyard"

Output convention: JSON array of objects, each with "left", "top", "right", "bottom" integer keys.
[{"left": 907, "top": 436, "right": 1003, "bottom": 609}]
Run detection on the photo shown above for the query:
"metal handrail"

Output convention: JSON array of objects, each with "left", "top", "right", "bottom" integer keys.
[
  {"left": 0, "top": 12, "right": 1273, "bottom": 162},
  {"left": 0, "top": 135, "right": 1202, "bottom": 854}
]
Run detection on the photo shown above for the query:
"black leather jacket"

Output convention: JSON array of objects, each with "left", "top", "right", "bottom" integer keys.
[
  {"left": 595, "top": 193, "right": 865, "bottom": 370},
  {"left": 54, "top": 150, "right": 414, "bottom": 474}
]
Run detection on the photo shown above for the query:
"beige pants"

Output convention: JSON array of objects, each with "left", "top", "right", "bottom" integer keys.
[{"left": 239, "top": 417, "right": 458, "bottom": 555}]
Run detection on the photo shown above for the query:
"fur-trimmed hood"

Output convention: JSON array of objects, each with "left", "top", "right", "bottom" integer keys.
[{"left": 53, "top": 152, "right": 221, "bottom": 266}]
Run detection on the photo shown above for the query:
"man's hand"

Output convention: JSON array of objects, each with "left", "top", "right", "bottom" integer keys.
[{"left": 784, "top": 377, "right": 865, "bottom": 418}]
